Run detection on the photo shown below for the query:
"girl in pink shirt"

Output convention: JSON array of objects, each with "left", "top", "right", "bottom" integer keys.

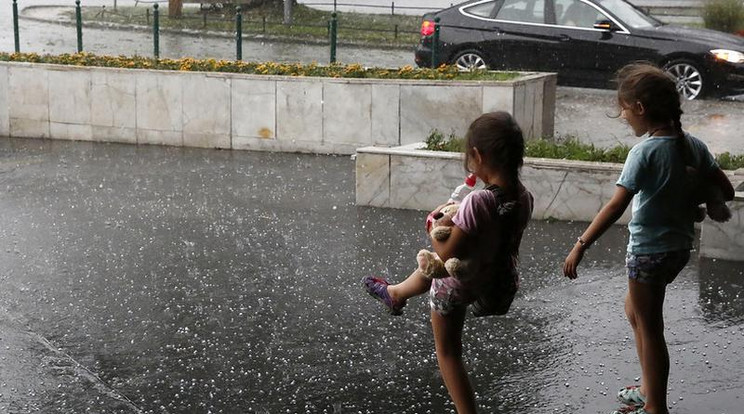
[{"left": 363, "top": 112, "right": 534, "bottom": 413}]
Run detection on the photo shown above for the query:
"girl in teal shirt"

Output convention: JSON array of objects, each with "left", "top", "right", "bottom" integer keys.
[{"left": 563, "top": 63, "right": 734, "bottom": 414}]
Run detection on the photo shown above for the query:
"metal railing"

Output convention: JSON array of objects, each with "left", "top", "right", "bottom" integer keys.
[{"left": 9, "top": 1, "right": 426, "bottom": 63}]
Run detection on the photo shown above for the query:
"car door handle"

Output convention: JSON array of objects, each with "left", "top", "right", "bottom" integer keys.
[{"left": 559, "top": 34, "right": 571, "bottom": 42}]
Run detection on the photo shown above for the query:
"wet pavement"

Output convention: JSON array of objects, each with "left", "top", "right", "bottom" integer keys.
[{"left": 1, "top": 138, "right": 743, "bottom": 413}]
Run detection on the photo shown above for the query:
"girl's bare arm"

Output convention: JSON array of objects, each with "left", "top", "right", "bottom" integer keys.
[
  {"left": 564, "top": 186, "right": 634, "bottom": 279},
  {"left": 431, "top": 225, "right": 470, "bottom": 262}
]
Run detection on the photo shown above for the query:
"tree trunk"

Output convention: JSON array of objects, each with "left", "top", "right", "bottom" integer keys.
[{"left": 169, "top": 0, "right": 183, "bottom": 18}]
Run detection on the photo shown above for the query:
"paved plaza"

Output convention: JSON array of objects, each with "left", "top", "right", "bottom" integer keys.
[{"left": 1, "top": 138, "right": 743, "bottom": 413}]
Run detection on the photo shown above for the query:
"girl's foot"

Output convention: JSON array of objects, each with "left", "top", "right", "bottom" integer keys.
[
  {"left": 617, "top": 385, "right": 646, "bottom": 406},
  {"left": 362, "top": 276, "right": 406, "bottom": 316}
]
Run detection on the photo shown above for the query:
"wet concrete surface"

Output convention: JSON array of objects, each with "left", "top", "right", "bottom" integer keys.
[{"left": 1, "top": 138, "right": 743, "bottom": 413}]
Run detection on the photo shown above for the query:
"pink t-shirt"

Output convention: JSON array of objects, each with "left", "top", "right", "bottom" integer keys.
[{"left": 452, "top": 184, "right": 534, "bottom": 286}]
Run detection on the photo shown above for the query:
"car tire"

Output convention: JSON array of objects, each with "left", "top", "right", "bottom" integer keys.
[
  {"left": 453, "top": 50, "right": 488, "bottom": 71},
  {"left": 663, "top": 59, "right": 706, "bottom": 100}
]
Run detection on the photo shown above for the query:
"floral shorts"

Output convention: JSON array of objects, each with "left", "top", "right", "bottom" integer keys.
[
  {"left": 626, "top": 249, "right": 690, "bottom": 285},
  {"left": 429, "top": 277, "right": 474, "bottom": 316}
]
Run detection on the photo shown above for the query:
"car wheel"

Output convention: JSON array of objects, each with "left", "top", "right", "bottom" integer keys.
[
  {"left": 663, "top": 59, "right": 705, "bottom": 100},
  {"left": 454, "top": 51, "right": 488, "bottom": 71}
]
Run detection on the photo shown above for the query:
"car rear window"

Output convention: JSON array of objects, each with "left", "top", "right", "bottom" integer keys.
[
  {"left": 463, "top": 0, "right": 500, "bottom": 18},
  {"left": 495, "top": 0, "right": 546, "bottom": 24}
]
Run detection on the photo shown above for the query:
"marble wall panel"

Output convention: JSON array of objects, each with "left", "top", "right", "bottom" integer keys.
[
  {"left": 182, "top": 74, "right": 230, "bottom": 148},
  {"left": 522, "top": 164, "right": 630, "bottom": 224},
  {"left": 91, "top": 70, "right": 136, "bottom": 132},
  {"left": 370, "top": 84, "right": 400, "bottom": 146},
  {"left": 50, "top": 122, "right": 93, "bottom": 141},
  {"left": 389, "top": 154, "right": 465, "bottom": 210},
  {"left": 49, "top": 69, "right": 91, "bottom": 126},
  {"left": 92, "top": 126, "right": 137, "bottom": 144},
  {"left": 136, "top": 72, "right": 183, "bottom": 145},
  {"left": 9, "top": 66, "right": 49, "bottom": 138},
  {"left": 276, "top": 80, "right": 322, "bottom": 143},
  {"left": 136, "top": 129, "right": 182, "bottom": 147},
  {"left": 232, "top": 78, "right": 276, "bottom": 145},
  {"left": 542, "top": 76, "right": 557, "bottom": 138},
  {"left": 355, "top": 152, "right": 391, "bottom": 207},
  {"left": 700, "top": 196, "right": 744, "bottom": 261},
  {"left": 482, "top": 85, "right": 514, "bottom": 115},
  {"left": 323, "top": 82, "right": 372, "bottom": 146},
  {"left": 511, "top": 83, "right": 527, "bottom": 139},
  {"left": 0, "top": 66, "right": 8, "bottom": 137},
  {"left": 400, "top": 85, "right": 482, "bottom": 145}
]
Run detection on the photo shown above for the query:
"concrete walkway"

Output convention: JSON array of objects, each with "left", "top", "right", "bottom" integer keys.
[{"left": 1, "top": 138, "right": 744, "bottom": 413}]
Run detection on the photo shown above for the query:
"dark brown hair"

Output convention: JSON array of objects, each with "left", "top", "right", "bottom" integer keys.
[
  {"left": 615, "top": 62, "right": 684, "bottom": 137},
  {"left": 463, "top": 111, "right": 525, "bottom": 186},
  {"left": 615, "top": 62, "right": 692, "bottom": 162}
]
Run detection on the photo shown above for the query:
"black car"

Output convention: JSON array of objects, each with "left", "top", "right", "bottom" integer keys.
[{"left": 414, "top": 0, "right": 744, "bottom": 99}]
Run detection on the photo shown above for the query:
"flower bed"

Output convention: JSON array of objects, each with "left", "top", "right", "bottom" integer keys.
[{"left": 0, "top": 56, "right": 556, "bottom": 153}]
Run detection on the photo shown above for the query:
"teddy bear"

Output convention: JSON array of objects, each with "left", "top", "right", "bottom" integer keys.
[
  {"left": 416, "top": 203, "right": 472, "bottom": 280},
  {"left": 687, "top": 165, "right": 731, "bottom": 223}
]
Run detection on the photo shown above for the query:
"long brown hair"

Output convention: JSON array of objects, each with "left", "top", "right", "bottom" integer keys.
[
  {"left": 463, "top": 111, "right": 525, "bottom": 187},
  {"left": 615, "top": 62, "right": 690, "bottom": 160}
]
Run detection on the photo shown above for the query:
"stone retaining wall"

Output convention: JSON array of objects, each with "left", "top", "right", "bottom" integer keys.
[
  {"left": 0, "top": 62, "right": 556, "bottom": 155},
  {"left": 355, "top": 143, "right": 744, "bottom": 260}
]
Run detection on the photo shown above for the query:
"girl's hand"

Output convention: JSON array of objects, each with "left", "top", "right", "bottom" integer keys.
[{"left": 563, "top": 244, "right": 585, "bottom": 280}]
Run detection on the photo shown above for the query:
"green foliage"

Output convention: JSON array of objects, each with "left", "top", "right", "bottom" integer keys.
[
  {"left": 703, "top": 0, "right": 744, "bottom": 33},
  {"left": 424, "top": 130, "right": 465, "bottom": 152},
  {"left": 424, "top": 133, "right": 744, "bottom": 170},
  {"left": 715, "top": 152, "right": 744, "bottom": 170},
  {"left": 525, "top": 138, "right": 631, "bottom": 163},
  {"left": 0, "top": 53, "right": 520, "bottom": 82}
]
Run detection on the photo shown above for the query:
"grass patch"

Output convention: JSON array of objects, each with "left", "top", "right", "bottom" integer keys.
[
  {"left": 422, "top": 130, "right": 744, "bottom": 169},
  {"left": 68, "top": 4, "right": 422, "bottom": 46},
  {"left": 0, "top": 52, "right": 521, "bottom": 81}
]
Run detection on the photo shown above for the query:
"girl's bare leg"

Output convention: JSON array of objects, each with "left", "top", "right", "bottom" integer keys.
[
  {"left": 625, "top": 292, "right": 645, "bottom": 394},
  {"left": 387, "top": 268, "right": 431, "bottom": 302},
  {"left": 431, "top": 307, "right": 477, "bottom": 414},
  {"left": 628, "top": 280, "right": 670, "bottom": 414}
]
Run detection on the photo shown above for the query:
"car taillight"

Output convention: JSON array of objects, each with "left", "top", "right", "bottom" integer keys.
[{"left": 420, "top": 20, "right": 435, "bottom": 37}]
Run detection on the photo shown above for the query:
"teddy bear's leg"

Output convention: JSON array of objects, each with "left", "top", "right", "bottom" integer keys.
[
  {"left": 417, "top": 249, "right": 447, "bottom": 279},
  {"left": 444, "top": 258, "right": 471, "bottom": 280},
  {"left": 707, "top": 201, "right": 731, "bottom": 222}
]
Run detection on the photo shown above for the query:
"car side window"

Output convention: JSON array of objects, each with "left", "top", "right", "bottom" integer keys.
[
  {"left": 555, "top": 0, "right": 605, "bottom": 27},
  {"left": 495, "top": 0, "right": 546, "bottom": 24},
  {"left": 463, "top": 0, "right": 500, "bottom": 18}
]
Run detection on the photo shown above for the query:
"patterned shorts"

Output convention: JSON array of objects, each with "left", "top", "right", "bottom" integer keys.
[
  {"left": 429, "top": 277, "right": 474, "bottom": 316},
  {"left": 626, "top": 249, "right": 691, "bottom": 285}
]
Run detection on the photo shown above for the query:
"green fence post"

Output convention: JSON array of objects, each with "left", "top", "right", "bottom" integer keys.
[
  {"left": 236, "top": 6, "right": 242, "bottom": 61},
  {"left": 431, "top": 17, "right": 440, "bottom": 68},
  {"left": 12, "top": 0, "right": 20, "bottom": 53},
  {"left": 75, "top": 0, "right": 83, "bottom": 52},
  {"left": 153, "top": 3, "right": 159, "bottom": 58},
  {"left": 329, "top": 12, "right": 337, "bottom": 64}
]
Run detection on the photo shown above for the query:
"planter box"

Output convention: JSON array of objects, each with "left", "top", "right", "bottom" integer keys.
[
  {"left": 699, "top": 193, "right": 744, "bottom": 261},
  {"left": 355, "top": 142, "right": 632, "bottom": 224},
  {"left": 0, "top": 62, "right": 556, "bottom": 154}
]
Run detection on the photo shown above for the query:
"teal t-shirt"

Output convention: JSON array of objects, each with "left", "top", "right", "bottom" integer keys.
[{"left": 616, "top": 133, "right": 717, "bottom": 255}]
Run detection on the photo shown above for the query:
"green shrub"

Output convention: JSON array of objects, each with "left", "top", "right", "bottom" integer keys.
[
  {"left": 0, "top": 52, "right": 521, "bottom": 82},
  {"left": 423, "top": 132, "right": 744, "bottom": 170},
  {"left": 715, "top": 152, "right": 744, "bottom": 170},
  {"left": 703, "top": 0, "right": 744, "bottom": 33},
  {"left": 424, "top": 130, "right": 465, "bottom": 152}
]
